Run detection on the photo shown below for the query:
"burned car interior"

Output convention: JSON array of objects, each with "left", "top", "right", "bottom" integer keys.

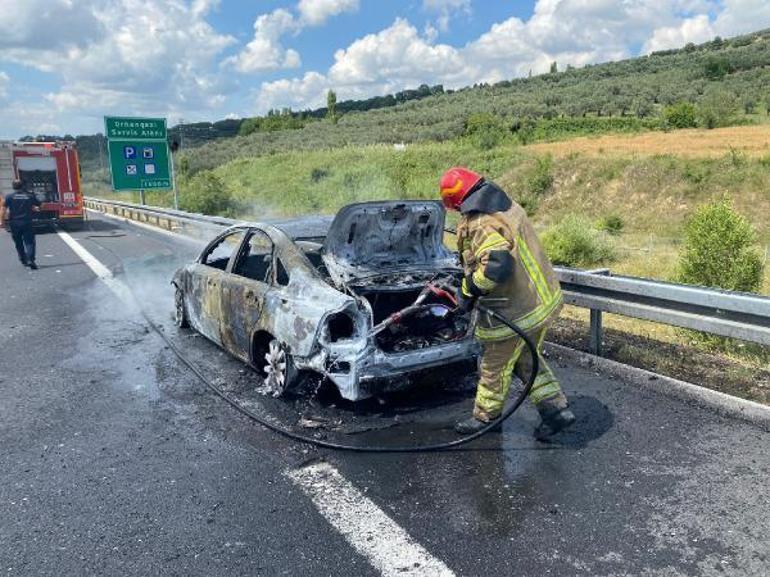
[{"left": 173, "top": 201, "right": 478, "bottom": 401}]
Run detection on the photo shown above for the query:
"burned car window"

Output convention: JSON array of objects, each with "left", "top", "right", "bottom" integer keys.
[
  {"left": 275, "top": 258, "right": 290, "bottom": 286},
  {"left": 233, "top": 230, "right": 273, "bottom": 282},
  {"left": 202, "top": 230, "right": 245, "bottom": 271}
]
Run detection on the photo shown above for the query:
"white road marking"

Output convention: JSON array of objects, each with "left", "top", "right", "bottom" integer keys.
[
  {"left": 56, "top": 230, "right": 132, "bottom": 302},
  {"left": 287, "top": 462, "right": 456, "bottom": 577},
  {"left": 59, "top": 229, "right": 457, "bottom": 577}
]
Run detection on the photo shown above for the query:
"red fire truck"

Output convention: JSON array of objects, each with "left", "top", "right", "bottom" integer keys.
[{"left": 0, "top": 141, "right": 85, "bottom": 228}]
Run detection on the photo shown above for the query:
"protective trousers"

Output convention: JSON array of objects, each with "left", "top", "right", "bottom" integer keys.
[
  {"left": 473, "top": 324, "right": 567, "bottom": 422},
  {"left": 10, "top": 223, "right": 36, "bottom": 265}
]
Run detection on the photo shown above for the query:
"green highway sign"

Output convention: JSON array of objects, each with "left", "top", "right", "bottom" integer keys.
[
  {"left": 105, "top": 117, "right": 166, "bottom": 140},
  {"left": 105, "top": 116, "right": 173, "bottom": 191}
]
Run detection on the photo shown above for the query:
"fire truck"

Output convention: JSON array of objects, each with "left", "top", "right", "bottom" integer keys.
[{"left": 0, "top": 140, "right": 85, "bottom": 228}]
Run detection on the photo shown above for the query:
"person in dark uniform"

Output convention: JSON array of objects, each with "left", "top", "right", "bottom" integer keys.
[{"left": 1, "top": 179, "right": 41, "bottom": 269}]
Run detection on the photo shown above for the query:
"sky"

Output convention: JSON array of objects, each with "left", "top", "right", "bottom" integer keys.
[{"left": 1, "top": 0, "right": 769, "bottom": 138}]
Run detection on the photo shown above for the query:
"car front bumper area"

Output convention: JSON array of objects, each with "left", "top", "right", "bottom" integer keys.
[{"left": 299, "top": 337, "right": 480, "bottom": 401}]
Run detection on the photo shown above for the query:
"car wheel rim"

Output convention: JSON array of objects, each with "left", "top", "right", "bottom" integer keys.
[{"left": 264, "top": 340, "right": 287, "bottom": 395}]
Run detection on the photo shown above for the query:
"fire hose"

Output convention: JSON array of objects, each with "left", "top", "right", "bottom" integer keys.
[{"left": 147, "top": 288, "right": 539, "bottom": 453}]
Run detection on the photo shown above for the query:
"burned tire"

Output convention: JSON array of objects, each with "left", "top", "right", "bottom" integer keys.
[
  {"left": 174, "top": 287, "right": 190, "bottom": 329},
  {"left": 262, "top": 339, "right": 298, "bottom": 397}
]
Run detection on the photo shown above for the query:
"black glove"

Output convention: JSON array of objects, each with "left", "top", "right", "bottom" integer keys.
[{"left": 455, "top": 279, "right": 478, "bottom": 314}]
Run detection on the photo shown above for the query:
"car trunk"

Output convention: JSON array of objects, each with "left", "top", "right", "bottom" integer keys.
[{"left": 319, "top": 201, "right": 471, "bottom": 352}]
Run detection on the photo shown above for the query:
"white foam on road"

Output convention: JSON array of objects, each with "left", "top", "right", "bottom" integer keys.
[
  {"left": 288, "top": 461, "right": 456, "bottom": 577},
  {"left": 57, "top": 229, "right": 458, "bottom": 577}
]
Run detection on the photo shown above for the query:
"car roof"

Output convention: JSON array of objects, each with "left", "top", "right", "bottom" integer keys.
[{"left": 232, "top": 215, "right": 334, "bottom": 241}]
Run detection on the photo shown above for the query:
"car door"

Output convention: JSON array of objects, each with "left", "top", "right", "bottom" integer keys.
[
  {"left": 188, "top": 229, "right": 247, "bottom": 345},
  {"left": 220, "top": 229, "right": 274, "bottom": 361}
]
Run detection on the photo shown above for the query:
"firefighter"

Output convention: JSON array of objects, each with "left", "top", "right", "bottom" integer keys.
[
  {"left": 439, "top": 167, "right": 575, "bottom": 438},
  {"left": 1, "top": 179, "right": 40, "bottom": 269}
]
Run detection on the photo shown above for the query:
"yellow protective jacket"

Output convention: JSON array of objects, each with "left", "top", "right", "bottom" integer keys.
[{"left": 457, "top": 182, "right": 562, "bottom": 341}]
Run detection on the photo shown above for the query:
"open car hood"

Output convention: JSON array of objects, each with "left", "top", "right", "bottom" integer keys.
[{"left": 321, "top": 201, "right": 458, "bottom": 284}]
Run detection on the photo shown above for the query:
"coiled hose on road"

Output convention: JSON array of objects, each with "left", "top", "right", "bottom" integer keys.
[{"left": 144, "top": 304, "right": 538, "bottom": 453}]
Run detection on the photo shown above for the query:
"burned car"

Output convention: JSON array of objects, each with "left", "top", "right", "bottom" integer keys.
[{"left": 172, "top": 201, "right": 478, "bottom": 401}]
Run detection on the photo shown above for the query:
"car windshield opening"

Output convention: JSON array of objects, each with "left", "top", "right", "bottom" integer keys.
[{"left": 203, "top": 230, "right": 245, "bottom": 270}]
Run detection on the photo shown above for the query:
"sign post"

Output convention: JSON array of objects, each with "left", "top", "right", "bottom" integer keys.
[{"left": 104, "top": 116, "right": 173, "bottom": 203}]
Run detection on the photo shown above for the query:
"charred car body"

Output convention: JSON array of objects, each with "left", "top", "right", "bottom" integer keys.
[{"left": 172, "top": 201, "right": 478, "bottom": 401}]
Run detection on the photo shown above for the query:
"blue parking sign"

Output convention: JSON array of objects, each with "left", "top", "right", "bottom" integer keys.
[{"left": 124, "top": 146, "right": 137, "bottom": 159}]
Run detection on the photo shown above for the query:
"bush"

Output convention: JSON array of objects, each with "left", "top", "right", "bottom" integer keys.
[
  {"left": 677, "top": 197, "right": 764, "bottom": 293},
  {"left": 515, "top": 155, "right": 554, "bottom": 214},
  {"left": 464, "top": 112, "right": 507, "bottom": 150},
  {"left": 697, "top": 90, "right": 739, "bottom": 129},
  {"left": 179, "top": 171, "right": 238, "bottom": 217},
  {"left": 239, "top": 111, "right": 306, "bottom": 136},
  {"left": 596, "top": 214, "right": 625, "bottom": 235},
  {"left": 527, "top": 155, "right": 554, "bottom": 196},
  {"left": 541, "top": 215, "right": 617, "bottom": 267},
  {"left": 662, "top": 102, "right": 697, "bottom": 129},
  {"left": 513, "top": 116, "right": 538, "bottom": 145},
  {"left": 703, "top": 55, "right": 731, "bottom": 80}
]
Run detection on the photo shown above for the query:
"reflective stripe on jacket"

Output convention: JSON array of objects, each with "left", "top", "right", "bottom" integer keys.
[{"left": 456, "top": 182, "right": 562, "bottom": 341}]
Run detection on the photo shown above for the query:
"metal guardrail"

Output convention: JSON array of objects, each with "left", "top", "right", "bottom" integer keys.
[
  {"left": 85, "top": 196, "right": 238, "bottom": 242},
  {"left": 559, "top": 268, "right": 770, "bottom": 352},
  {"left": 84, "top": 197, "right": 770, "bottom": 352}
]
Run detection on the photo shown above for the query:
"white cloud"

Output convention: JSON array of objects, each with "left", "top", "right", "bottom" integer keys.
[
  {"left": 423, "top": 0, "right": 471, "bottom": 32},
  {"left": 0, "top": 0, "right": 235, "bottom": 125},
  {"left": 191, "top": 0, "right": 221, "bottom": 17},
  {"left": 258, "top": 71, "right": 330, "bottom": 110},
  {"left": 297, "top": 0, "right": 359, "bottom": 26},
  {"left": 228, "top": 0, "right": 358, "bottom": 75},
  {"left": 224, "top": 9, "right": 301, "bottom": 73},
  {"left": 328, "top": 19, "right": 465, "bottom": 89},
  {"left": 644, "top": 14, "right": 715, "bottom": 52},
  {"left": 257, "top": 19, "right": 467, "bottom": 110},
  {"left": 645, "top": 0, "right": 770, "bottom": 52},
  {"left": 0, "top": 99, "right": 63, "bottom": 135},
  {"left": 0, "top": 71, "right": 8, "bottom": 99},
  {"left": 0, "top": 0, "right": 104, "bottom": 51},
  {"left": 712, "top": 0, "right": 770, "bottom": 37}
]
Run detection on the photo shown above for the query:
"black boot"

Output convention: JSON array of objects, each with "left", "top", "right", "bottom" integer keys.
[
  {"left": 455, "top": 416, "right": 501, "bottom": 434},
  {"left": 534, "top": 406, "right": 576, "bottom": 440},
  {"left": 28, "top": 262, "right": 38, "bottom": 270}
]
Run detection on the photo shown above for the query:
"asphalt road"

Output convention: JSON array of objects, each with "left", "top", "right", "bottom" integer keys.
[{"left": 1, "top": 213, "right": 768, "bottom": 577}]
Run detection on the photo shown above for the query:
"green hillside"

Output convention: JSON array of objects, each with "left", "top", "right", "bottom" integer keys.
[{"left": 176, "top": 29, "right": 770, "bottom": 174}]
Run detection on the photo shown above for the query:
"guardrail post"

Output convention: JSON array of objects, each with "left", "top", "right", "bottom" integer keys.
[
  {"left": 590, "top": 309, "right": 603, "bottom": 356},
  {"left": 585, "top": 268, "right": 610, "bottom": 356}
]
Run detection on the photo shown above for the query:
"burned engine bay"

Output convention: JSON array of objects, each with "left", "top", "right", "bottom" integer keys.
[
  {"left": 305, "top": 201, "right": 474, "bottom": 355},
  {"left": 348, "top": 272, "right": 471, "bottom": 353}
]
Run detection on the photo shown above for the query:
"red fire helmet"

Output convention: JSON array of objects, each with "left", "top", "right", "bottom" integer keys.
[{"left": 439, "top": 167, "right": 483, "bottom": 211}]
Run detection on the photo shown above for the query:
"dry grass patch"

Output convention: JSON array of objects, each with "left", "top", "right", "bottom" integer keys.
[{"left": 529, "top": 125, "right": 770, "bottom": 158}]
